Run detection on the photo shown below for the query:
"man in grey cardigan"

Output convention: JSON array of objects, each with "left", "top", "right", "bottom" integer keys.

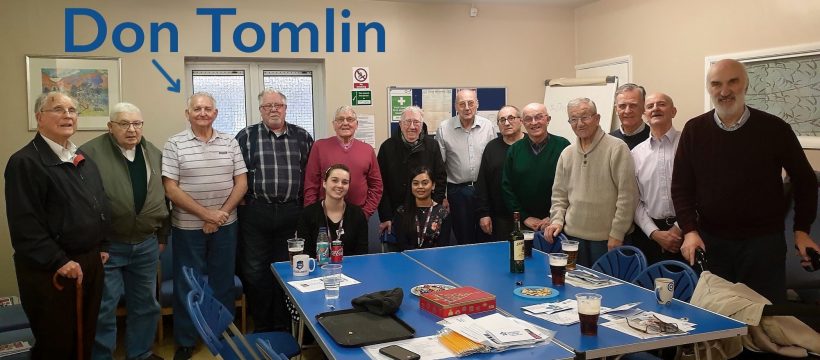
[
  {"left": 80, "top": 102, "right": 168, "bottom": 360},
  {"left": 545, "top": 98, "right": 638, "bottom": 267}
]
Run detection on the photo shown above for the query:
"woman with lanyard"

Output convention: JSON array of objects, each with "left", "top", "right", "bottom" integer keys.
[
  {"left": 297, "top": 163, "right": 369, "bottom": 258},
  {"left": 395, "top": 166, "right": 450, "bottom": 250}
]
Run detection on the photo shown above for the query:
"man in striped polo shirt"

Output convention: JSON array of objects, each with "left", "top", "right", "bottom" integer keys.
[{"left": 162, "top": 92, "right": 248, "bottom": 360}]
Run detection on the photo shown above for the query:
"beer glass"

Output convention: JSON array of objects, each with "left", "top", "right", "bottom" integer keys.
[
  {"left": 287, "top": 237, "right": 305, "bottom": 264},
  {"left": 549, "top": 253, "right": 568, "bottom": 286},
  {"left": 562, "top": 239, "right": 579, "bottom": 271},
  {"left": 576, "top": 293, "right": 602, "bottom": 336}
]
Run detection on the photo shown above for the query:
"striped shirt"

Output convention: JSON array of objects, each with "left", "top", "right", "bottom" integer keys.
[
  {"left": 235, "top": 122, "right": 313, "bottom": 204},
  {"left": 162, "top": 129, "right": 248, "bottom": 230}
]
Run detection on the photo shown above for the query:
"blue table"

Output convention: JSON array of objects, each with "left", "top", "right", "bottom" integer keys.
[
  {"left": 404, "top": 242, "right": 747, "bottom": 358},
  {"left": 272, "top": 252, "right": 574, "bottom": 360}
]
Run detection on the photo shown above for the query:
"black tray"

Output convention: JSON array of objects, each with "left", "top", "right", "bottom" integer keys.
[{"left": 316, "top": 308, "right": 415, "bottom": 347}]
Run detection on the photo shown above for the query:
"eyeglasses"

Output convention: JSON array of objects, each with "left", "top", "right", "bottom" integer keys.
[
  {"left": 568, "top": 115, "right": 595, "bottom": 125},
  {"left": 42, "top": 106, "right": 78, "bottom": 116},
  {"left": 260, "top": 103, "right": 285, "bottom": 111},
  {"left": 401, "top": 119, "right": 422, "bottom": 127},
  {"left": 626, "top": 314, "right": 681, "bottom": 335},
  {"left": 497, "top": 115, "right": 520, "bottom": 124},
  {"left": 112, "top": 121, "right": 144, "bottom": 130},
  {"left": 456, "top": 100, "right": 477, "bottom": 109},
  {"left": 334, "top": 117, "right": 357, "bottom": 124},
  {"left": 522, "top": 113, "right": 549, "bottom": 124}
]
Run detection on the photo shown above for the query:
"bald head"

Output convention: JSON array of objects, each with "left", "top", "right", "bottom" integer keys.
[
  {"left": 707, "top": 59, "right": 748, "bottom": 122},
  {"left": 644, "top": 92, "right": 677, "bottom": 136}
]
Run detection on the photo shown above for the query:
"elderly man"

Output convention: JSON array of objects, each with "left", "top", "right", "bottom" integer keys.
[
  {"left": 546, "top": 98, "right": 638, "bottom": 267},
  {"left": 673, "top": 59, "right": 818, "bottom": 304},
  {"left": 235, "top": 89, "right": 313, "bottom": 332},
  {"left": 377, "top": 106, "right": 446, "bottom": 250},
  {"left": 610, "top": 83, "right": 650, "bottom": 149},
  {"left": 436, "top": 89, "right": 497, "bottom": 244},
  {"left": 162, "top": 92, "right": 248, "bottom": 359},
  {"left": 304, "top": 105, "right": 382, "bottom": 218},
  {"left": 631, "top": 93, "right": 685, "bottom": 265},
  {"left": 81, "top": 103, "right": 168, "bottom": 360},
  {"left": 6, "top": 91, "right": 110, "bottom": 359},
  {"left": 475, "top": 105, "right": 525, "bottom": 240},
  {"left": 502, "top": 103, "right": 570, "bottom": 233}
]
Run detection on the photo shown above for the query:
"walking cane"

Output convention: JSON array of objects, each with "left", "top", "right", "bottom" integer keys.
[{"left": 53, "top": 273, "right": 83, "bottom": 360}]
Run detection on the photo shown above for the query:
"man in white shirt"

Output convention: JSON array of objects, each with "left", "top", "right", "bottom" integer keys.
[
  {"left": 631, "top": 93, "right": 685, "bottom": 264},
  {"left": 436, "top": 89, "right": 497, "bottom": 244}
]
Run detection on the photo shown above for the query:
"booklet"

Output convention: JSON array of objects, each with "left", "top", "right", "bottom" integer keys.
[{"left": 0, "top": 341, "right": 31, "bottom": 357}]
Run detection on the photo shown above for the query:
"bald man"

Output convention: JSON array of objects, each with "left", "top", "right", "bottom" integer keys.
[{"left": 672, "top": 59, "right": 818, "bottom": 303}]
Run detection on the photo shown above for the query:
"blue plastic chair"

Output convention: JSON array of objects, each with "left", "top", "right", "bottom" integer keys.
[
  {"left": 591, "top": 245, "right": 648, "bottom": 282},
  {"left": 255, "top": 338, "right": 289, "bottom": 360},
  {"left": 632, "top": 260, "right": 699, "bottom": 302},
  {"left": 183, "top": 266, "right": 300, "bottom": 360},
  {"left": 533, "top": 231, "right": 563, "bottom": 253}
]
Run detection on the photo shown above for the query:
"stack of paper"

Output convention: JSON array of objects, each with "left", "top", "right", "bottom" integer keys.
[
  {"left": 522, "top": 300, "right": 641, "bottom": 325},
  {"left": 0, "top": 341, "right": 31, "bottom": 357},
  {"left": 438, "top": 313, "right": 553, "bottom": 351},
  {"left": 565, "top": 269, "right": 620, "bottom": 289},
  {"left": 601, "top": 311, "right": 695, "bottom": 339}
]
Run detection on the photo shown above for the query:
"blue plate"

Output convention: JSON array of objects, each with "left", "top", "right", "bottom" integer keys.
[{"left": 514, "top": 286, "right": 559, "bottom": 300}]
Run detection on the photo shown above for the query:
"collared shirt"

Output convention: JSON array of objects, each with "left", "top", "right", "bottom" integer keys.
[
  {"left": 620, "top": 121, "right": 647, "bottom": 136},
  {"left": 235, "top": 121, "right": 314, "bottom": 203},
  {"left": 162, "top": 128, "right": 248, "bottom": 229},
  {"left": 528, "top": 134, "right": 550, "bottom": 155},
  {"left": 631, "top": 127, "right": 680, "bottom": 236},
  {"left": 41, "top": 135, "right": 78, "bottom": 163},
  {"left": 435, "top": 115, "right": 496, "bottom": 184},
  {"left": 714, "top": 106, "right": 751, "bottom": 131}
]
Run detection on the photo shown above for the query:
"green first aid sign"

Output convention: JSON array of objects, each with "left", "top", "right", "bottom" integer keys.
[
  {"left": 352, "top": 90, "right": 372, "bottom": 106},
  {"left": 391, "top": 95, "right": 411, "bottom": 120}
]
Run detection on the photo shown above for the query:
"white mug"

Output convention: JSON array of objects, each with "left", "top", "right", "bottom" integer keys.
[
  {"left": 292, "top": 254, "right": 316, "bottom": 276},
  {"left": 655, "top": 278, "right": 674, "bottom": 305}
]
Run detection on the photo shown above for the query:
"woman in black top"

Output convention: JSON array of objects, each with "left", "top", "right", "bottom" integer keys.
[
  {"left": 297, "top": 163, "right": 369, "bottom": 257},
  {"left": 394, "top": 166, "right": 450, "bottom": 250}
]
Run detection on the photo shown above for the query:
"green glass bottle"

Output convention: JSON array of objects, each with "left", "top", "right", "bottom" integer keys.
[{"left": 510, "top": 212, "right": 525, "bottom": 273}]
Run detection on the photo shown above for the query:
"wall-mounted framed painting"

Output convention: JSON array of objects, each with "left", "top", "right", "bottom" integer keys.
[{"left": 26, "top": 55, "right": 121, "bottom": 130}]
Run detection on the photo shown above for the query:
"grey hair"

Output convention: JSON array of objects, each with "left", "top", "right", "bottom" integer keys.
[
  {"left": 498, "top": 105, "right": 521, "bottom": 118},
  {"left": 334, "top": 105, "right": 357, "bottom": 119},
  {"left": 401, "top": 106, "right": 424, "bottom": 122},
  {"left": 455, "top": 88, "right": 478, "bottom": 101},
  {"left": 109, "top": 102, "right": 141, "bottom": 121},
  {"left": 614, "top": 83, "right": 646, "bottom": 103},
  {"left": 567, "top": 97, "right": 598, "bottom": 114},
  {"left": 187, "top": 92, "right": 217, "bottom": 108},
  {"left": 34, "top": 91, "right": 77, "bottom": 113},
  {"left": 257, "top": 88, "right": 287, "bottom": 104}
]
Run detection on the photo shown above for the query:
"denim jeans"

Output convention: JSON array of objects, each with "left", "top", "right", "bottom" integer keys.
[
  {"left": 92, "top": 237, "right": 160, "bottom": 360},
  {"left": 172, "top": 222, "right": 238, "bottom": 347}
]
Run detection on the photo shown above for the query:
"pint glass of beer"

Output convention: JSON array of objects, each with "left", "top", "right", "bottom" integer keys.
[
  {"left": 549, "top": 253, "right": 568, "bottom": 286},
  {"left": 561, "top": 239, "right": 579, "bottom": 271},
  {"left": 576, "top": 293, "right": 602, "bottom": 336},
  {"left": 287, "top": 237, "right": 305, "bottom": 264}
]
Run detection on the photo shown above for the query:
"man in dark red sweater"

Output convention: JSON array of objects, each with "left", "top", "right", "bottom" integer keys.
[{"left": 672, "top": 59, "right": 818, "bottom": 303}]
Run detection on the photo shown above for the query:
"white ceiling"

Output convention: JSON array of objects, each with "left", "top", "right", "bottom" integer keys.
[{"left": 373, "top": 0, "right": 596, "bottom": 7}]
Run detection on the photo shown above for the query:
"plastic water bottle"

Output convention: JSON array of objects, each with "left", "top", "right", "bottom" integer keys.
[{"left": 316, "top": 227, "right": 330, "bottom": 265}]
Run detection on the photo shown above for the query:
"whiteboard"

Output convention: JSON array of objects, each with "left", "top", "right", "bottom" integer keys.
[{"left": 543, "top": 77, "right": 619, "bottom": 145}]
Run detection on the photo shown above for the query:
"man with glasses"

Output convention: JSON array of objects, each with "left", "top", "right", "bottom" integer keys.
[
  {"left": 235, "top": 89, "right": 313, "bottom": 332},
  {"left": 475, "top": 105, "right": 525, "bottom": 241},
  {"left": 162, "top": 92, "right": 248, "bottom": 359},
  {"left": 436, "top": 89, "right": 497, "bottom": 244},
  {"left": 377, "top": 106, "right": 446, "bottom": 251},
  {"left": 545, "top": 98, "right": 638, "bottom": 267},
  {"left": 6, "top": 91, "right": 110, "bottom": 358},
  {"left": 80, "top": 102, "right": 168, "bottom": 360},
  {"left": 611, "top": 83, "right": 650, "bottom": 150},
  {"left": 304, "top": 105, "right": 382, "bottom": 218},
  {"left": 501, "top": 103, "right": 570, "bottom": 233}
]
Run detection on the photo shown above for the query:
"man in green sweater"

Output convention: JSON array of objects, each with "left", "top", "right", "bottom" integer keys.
[
  {"left": 80, "top": 103, "right": 169, "bottom": 360},
  {"left": 545, "top": 98, "right": 638, "bottom": 267},
  {"left": 502, "top": 103, "right": 570, "bottom": 232}
]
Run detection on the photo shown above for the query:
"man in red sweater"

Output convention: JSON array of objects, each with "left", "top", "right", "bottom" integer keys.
[{"left": 672, "top": 59, "right": 818, "bottom": 303}]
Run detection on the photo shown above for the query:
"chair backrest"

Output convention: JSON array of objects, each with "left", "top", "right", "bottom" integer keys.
[
  {"left": 182, "top": 266, "right": 214, "bottom": 297},
  {"left": 632, "top": 260, "right": 699, "bottom": 302},
  {"left": 591, "top": 245, "right": 648, "bottom": 282},
  {"left": 533, "top": 231, "right": 562, "bottom": 253},
  {"left": 186, "top": 289, "right": 231, "bottom": 356}
]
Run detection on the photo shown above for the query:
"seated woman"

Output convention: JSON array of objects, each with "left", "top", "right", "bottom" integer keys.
[
  {"left": 297, "top": 163, "right": 369, "bottom": 257},
  {"left": 394, "top": 167, "right": 450, "bottom": 250}
]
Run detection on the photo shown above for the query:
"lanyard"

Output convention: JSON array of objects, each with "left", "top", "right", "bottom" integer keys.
[
  {"left": 322, "top": 200, "right": 345, "bottom": 240},
  {"left": 416, "top": 202, "right": 437, "bottom": 248}
]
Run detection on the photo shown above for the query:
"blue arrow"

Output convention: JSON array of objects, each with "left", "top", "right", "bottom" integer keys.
[{"left": 151, "top": 59, "right": 181, "bottom": 93}]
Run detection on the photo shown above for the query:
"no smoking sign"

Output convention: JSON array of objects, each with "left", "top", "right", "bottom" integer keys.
[{"left": 352, "top": 67, "right": 369, "bottom": 89}]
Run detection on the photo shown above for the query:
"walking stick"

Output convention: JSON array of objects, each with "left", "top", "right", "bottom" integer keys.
[{"left": 53, "top": 273, "right": 83, "bottom": 360}]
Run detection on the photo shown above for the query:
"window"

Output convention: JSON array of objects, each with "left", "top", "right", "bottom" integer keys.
[{"left": 186, "top": 60, "right": 325, "bottom": 138}]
